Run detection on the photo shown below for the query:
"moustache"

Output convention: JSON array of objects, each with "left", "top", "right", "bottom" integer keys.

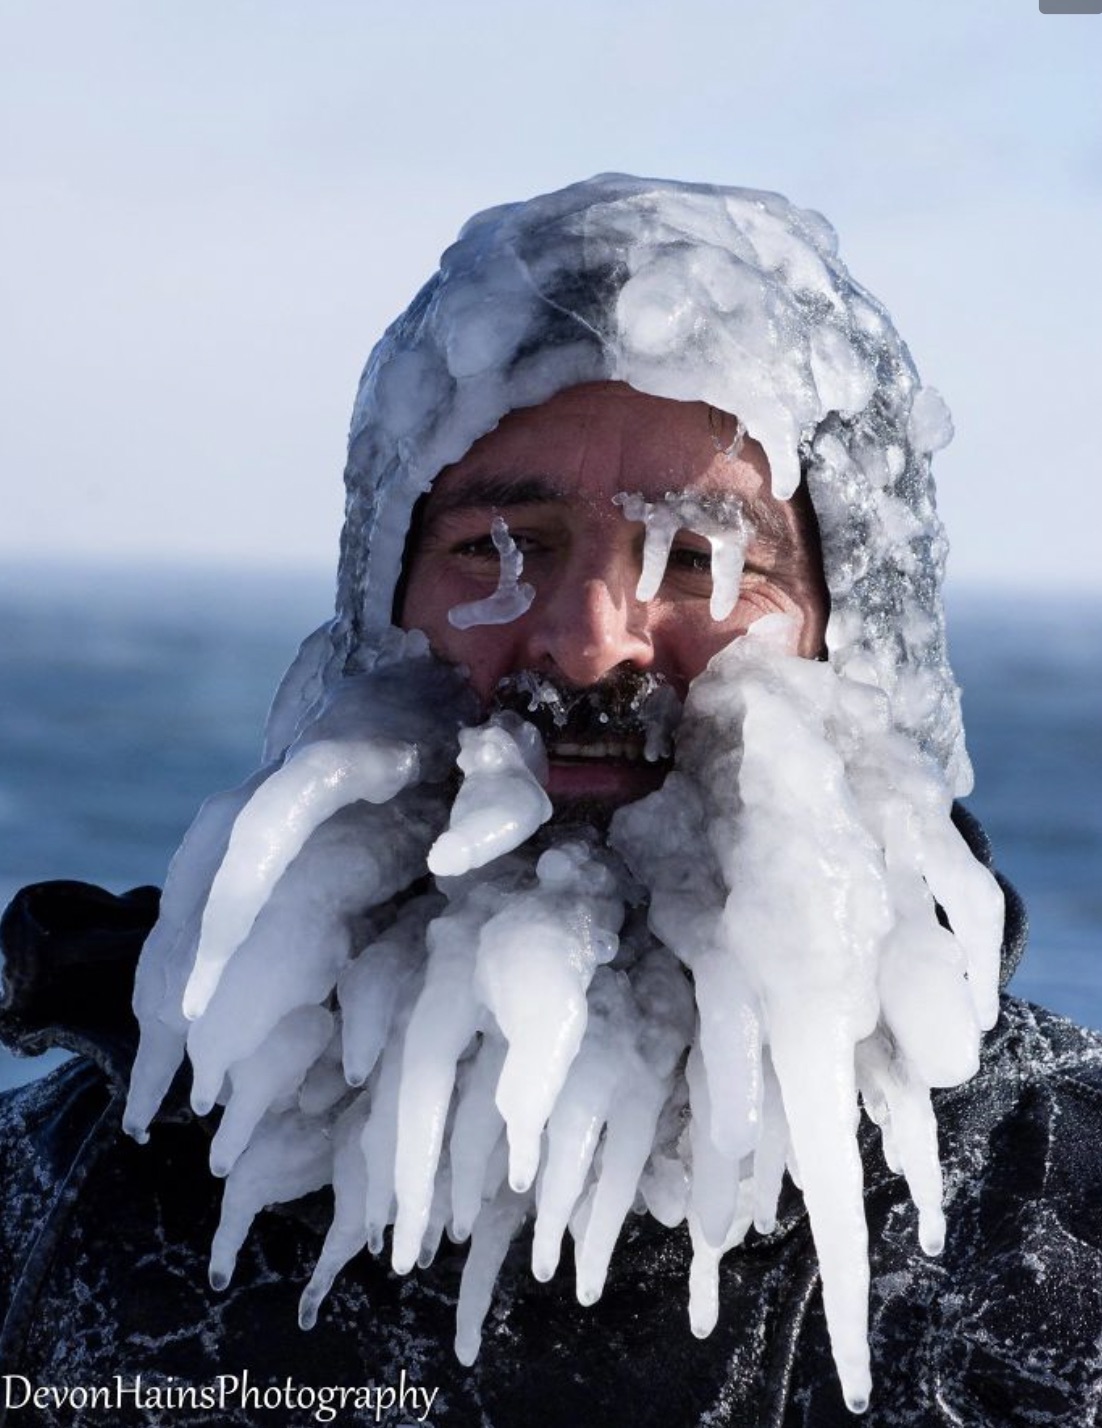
[{"left": 490, "top": 669, "right": 683, "bottom": 761}]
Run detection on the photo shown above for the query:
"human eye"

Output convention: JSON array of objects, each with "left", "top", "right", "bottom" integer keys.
[
  {"left": 456, "top": 531, "right": 542, "bottom": 558},
  {"left": 661, "top": 532, "right": 751, "bottom": 622},
  {"left": 449, "top": 520, "right": 547, "bottom": 567},
  {"left": 666, "top": 541, "right": 713, "bottom": 577},
  {"left": 451, "top": 530, "right": 502, "bottom": 561}
]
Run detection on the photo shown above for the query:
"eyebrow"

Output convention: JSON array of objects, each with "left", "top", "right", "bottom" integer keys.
[
  {"left": 733, "top": 494, "right": 799, "bottom": 552},
  {"left": 422, "top": 471, "right": 799, "bottom": 553},
  {"left": 422, "top": 474, "right": 564, "bottom": 523}
]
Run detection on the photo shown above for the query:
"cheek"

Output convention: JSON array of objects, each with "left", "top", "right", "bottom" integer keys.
[
  {"left": 653, "top": 598, "right": 809, "bottom": 687},
  {"left": 400, "top": 570, "right": 518, "bottom": 704},
  {"left": 450, "top": 630, "right": 521, "bottom": 704},
  {"left": 651, "top": 612, "right": 743, "bottom": 690},
  {"left": 399, "top": 566, "right": 449, "bottom": 645}
]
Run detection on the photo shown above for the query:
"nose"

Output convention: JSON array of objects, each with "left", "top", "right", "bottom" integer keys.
[{"left": 523, "top": 568, "right": 654, "bottom": 687}]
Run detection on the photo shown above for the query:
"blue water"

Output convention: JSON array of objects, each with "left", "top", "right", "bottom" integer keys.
[{"left": 1, "top": 565, "right": 1099, "bottom": 1089}]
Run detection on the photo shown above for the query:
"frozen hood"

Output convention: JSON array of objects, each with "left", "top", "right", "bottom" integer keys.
[{"left": 271, "top": 173, "right": 969, "bottom": 793}]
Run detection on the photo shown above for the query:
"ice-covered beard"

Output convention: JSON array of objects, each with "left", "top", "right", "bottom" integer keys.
[{"left": 123, "top": 621, "right": 1004, "bottom": 1415}]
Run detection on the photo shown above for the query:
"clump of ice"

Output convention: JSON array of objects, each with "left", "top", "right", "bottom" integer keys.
[
  {"left": 610, "top": 618, "right": 1001, "bottom": 1411},
  {"left": 128, "top": 620, "right": 1002, "bottom": 1414},
  {"left": 427, "top": 712, "right": 551, "bottom": 877},
  {"left": 908, "top": 387, "right": 954, "bottom": 454}
]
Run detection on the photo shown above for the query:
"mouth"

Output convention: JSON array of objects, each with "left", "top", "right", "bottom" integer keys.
[
  {"left": 492, "top": 671, "right": 681, "bottom": 808},
  {"left": 550, "top": 735, "right": 648, "bottom": 761},
  {"left": 544, "top": 735, "right": 671, "bottom": 806}
]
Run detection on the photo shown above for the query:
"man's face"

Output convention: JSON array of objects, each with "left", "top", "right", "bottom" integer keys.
[{"left": 399, "top": 382, "right": 830, "bottom": 806}]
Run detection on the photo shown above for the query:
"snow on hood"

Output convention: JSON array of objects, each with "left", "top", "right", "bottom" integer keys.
[{"left": 268, "top": 173, "right": 968, "bottom": 794}]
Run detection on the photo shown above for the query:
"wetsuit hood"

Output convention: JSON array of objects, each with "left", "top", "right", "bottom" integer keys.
[{"left": 269, "top": 174, "right": 968, "bottom": 792}]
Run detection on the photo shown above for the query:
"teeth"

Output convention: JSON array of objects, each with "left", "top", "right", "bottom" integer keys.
[{"left": 552, "top": 740, "right": 642, "bottom": 761}]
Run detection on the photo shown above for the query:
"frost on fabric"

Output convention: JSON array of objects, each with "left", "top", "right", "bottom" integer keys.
[{"left": 127, "top": 621, "right": 1002, "bottom": 1415}]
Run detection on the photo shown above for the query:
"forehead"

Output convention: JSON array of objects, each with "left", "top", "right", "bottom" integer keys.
[{"left": 424, "top": 381, "right": 775, "bottom": 511}]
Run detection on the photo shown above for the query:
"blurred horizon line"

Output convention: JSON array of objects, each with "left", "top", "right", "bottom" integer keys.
[{"left": 2, "top": 551, "right": 1101, "bottom": 605}]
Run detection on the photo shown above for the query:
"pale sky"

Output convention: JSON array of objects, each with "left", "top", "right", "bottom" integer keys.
[{"left": 2, "top": 0, "right": 1100, "bottom": 591}]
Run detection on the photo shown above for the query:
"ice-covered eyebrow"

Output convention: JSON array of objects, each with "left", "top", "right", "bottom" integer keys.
[
  {"left": 424, "top": 473, "right": 796, "bottom": 552},
  {"left": 728, "top": 494, "right": 795, "bottom": 552},
  {"left": 617, "top": 488, "right": 796, "bottom": 554}
]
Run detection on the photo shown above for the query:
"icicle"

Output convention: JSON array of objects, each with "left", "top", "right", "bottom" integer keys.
[
  {"left": 683, "top": 937, "right": 762, "bottom": 1163},
  {"left": 750, "top": 1053, "right": 788, "bottom": 1235},
  {"left": 685, "top": 1041, "right": 744, "bottom": 1249},
  {"left": 208, "top": 1006, "right": 334, "bottom": 1176},
  {"left": 299, "top": 1094, "right": 373, "bottom": 1329},
  {"left": 187, "top": 803, "right": 411, "bottom": 1113},
  {"left": 613, "top": 492, "right": 681, "bottom": 600},
  {"left": 687, "top": 1181, "right": 754, "bottom": 1338},
  {"left": 857, "top": 1033, "right": 945, "bottom": 1257},
  {"left": 209, "top": 1111, "right": 332, "bottom": 1290},
  {"left": 447, "top": 517, "right": 535, "bottom": 629},
  {"left": 427, "top": 714, "right": 551, "bottom": 876},
  {"left": 530, "top": 968, "right": 630, "bottom": 1282},
  {"left": 337, "top": 894, "right": 438, "bottom": 1087},
  {"left": 613, "top": 490, "right": 749, "bottom": 618},
  {"left": 573, "top": 948, "right": 694, "bottom": 1298},
  {"left": 476, "top": 844, "right": 624, "bottom": 1193},
  {"left": 612, "top": 778, "right": 760, "bottom": 1162},
  {"left": 716, "top": 660, "right": 887, "bottom": 1415},
  {"left": 877, "top": 917, "right": 981, "bottom": 1089},
  {"left": 454, "top": 1181, "right": 531, "bottom": 1366},
  {"left": 917, "top": 826, "right": 1004, "bottom": 1030},
  {"left": 706, "top": 528, "right": 748, "bottom": 620},
  {"left": 637, "top": 1078, "right": 692, "bottom": 1227},
  {"left": 124, "top": 768, "right": 269, "bottom": 1141},
  {"left": 416, "top": 1154, "right": 454, "bottom": 1269},
  {"left": 297, "top": 1031, "right": 349, "bottom": 1118},
  {"left": 362, "top": 1026, "right": 411, "bottom": 1254},
  {"left": 184, "top": 735, "right": 422, "bottom": 1020},
  {"left": 449, "top": 1032, "right": 509, "bottom": 1241},
  {"left": 391, "top": 893, "right": 492, "bottom": 1274}
]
